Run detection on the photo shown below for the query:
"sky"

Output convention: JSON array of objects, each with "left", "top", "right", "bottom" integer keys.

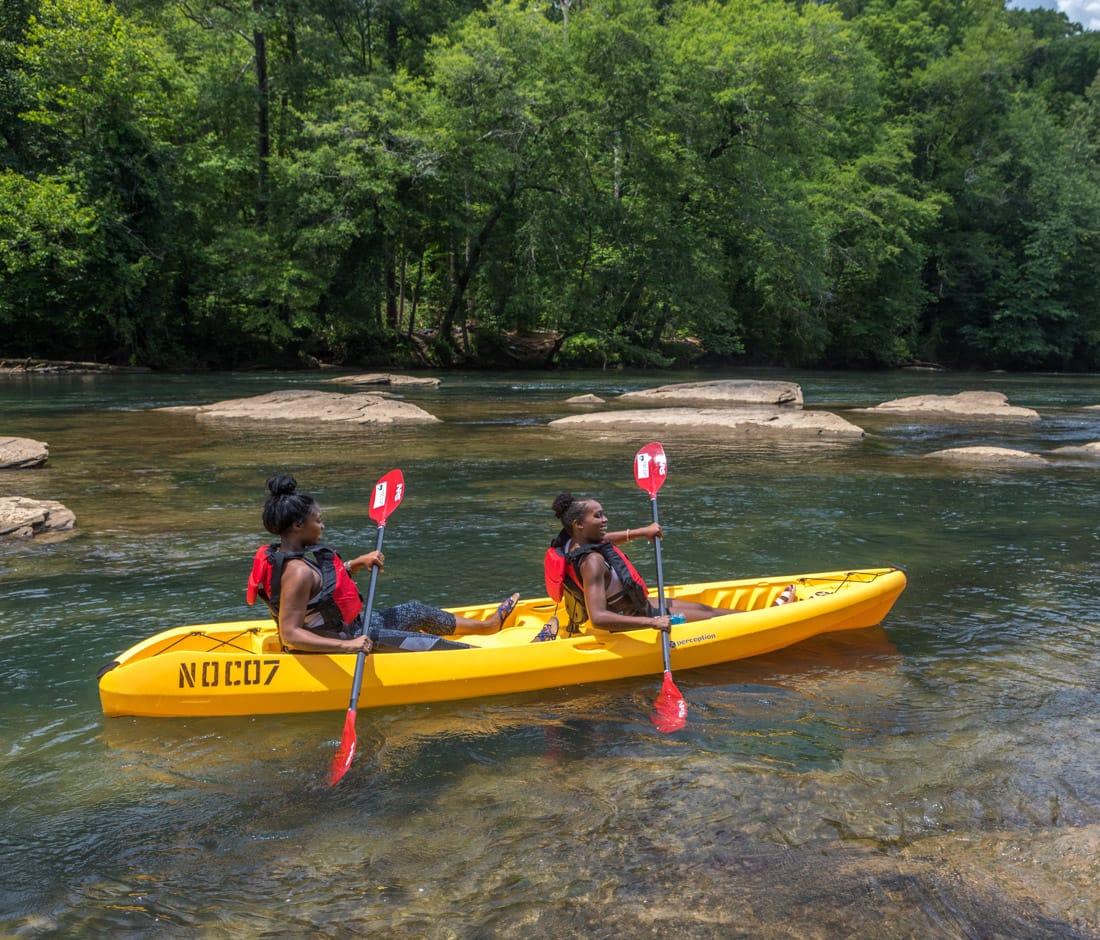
[{"left": 1010, "top": 0, "right": 1100, "bottom": 30}]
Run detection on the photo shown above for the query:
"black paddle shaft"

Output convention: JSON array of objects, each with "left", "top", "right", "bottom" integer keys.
[
  {"left": 649, "top": 496, "right": 673, "bottom": 674},
  {"left": 346, "top": 522, "right": 385, "bottom": 709},
  {"left": 650, "top": 497, "right": 667, "bottom": 616}
]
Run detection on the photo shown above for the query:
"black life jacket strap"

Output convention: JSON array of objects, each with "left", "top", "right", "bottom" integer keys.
[
  {"left": 264, "top": 543, "right": 346, "bottom": 632},
  {"left": 565, "top": 542, "right": 649, "bottom": 618}
]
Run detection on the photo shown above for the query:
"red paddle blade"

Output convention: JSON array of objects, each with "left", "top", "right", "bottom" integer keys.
[
  {"left": 633, "top": 442, "right": 668, "bottom": 498},
  {"left": 369, "top": 469, "right": 405, "bottom": 526},
  {"left": 327, "top": 708, "right": 358, "bottom": 786},
  {"left": 651, "top": 672, "right": 688, "bottom": 733}
]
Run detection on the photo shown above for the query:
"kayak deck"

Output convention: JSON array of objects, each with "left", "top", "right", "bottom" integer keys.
[{"left": 98, "top": 567, "right": 906, "bottom": 718}]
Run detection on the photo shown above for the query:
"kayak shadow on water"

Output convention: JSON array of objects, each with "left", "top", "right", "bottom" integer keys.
[
  {"left": 668, "top": 623, "right": 904, "bottom": 699},
  {"left": 95, "top": 682, "right": 649, "bottom": 791}
]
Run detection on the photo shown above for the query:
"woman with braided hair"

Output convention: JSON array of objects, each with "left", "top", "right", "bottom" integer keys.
[
  {"left": 547, "top": 491, "right": 743, "bottom": 634},
  {"left": 248, "top": 474, "right": 519, "bottom": 654}
]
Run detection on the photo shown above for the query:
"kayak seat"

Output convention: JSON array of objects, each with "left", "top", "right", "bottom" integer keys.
[
  {"left": 709, "top": 590, "right": 737, "bottom": 609},
  {"left": 745, "top": 585, "right": 769, "bottom": 610}
]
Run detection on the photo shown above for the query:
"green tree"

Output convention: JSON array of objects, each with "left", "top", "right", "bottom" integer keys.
[
  {"left": 661, "top": 0, "right": 938, "bottom": 365},
  {"left": 958, "top": 89, "right": 1100, "bottom": 369},
  {"left": 1, "top": 0, "right": 186, "bottom": 362},
  {"left": 849, "top": 0, "right": 1096, "bottom": 368}
]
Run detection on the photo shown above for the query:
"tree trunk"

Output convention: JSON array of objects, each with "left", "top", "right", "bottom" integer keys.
[
  {"left": 277, "top": 2, "right": 299, "bottom": 155},
  {"left": 407, "top": 254, "right": 424, "bottom": 338},
  {"left": 385, "top": 12, "right": 398, "bottom": 72},
  {"left": 253, "top": 20, "right": 270, "bottom": 225},
  {"left": 384, "top": 254, "right": 398, "bottom": 329},
  {"left": 397, "top": 250, "right": 407, "bottom": 332},
  {"left": 440, "top": 172, "right": 517, "bottom": 341}
]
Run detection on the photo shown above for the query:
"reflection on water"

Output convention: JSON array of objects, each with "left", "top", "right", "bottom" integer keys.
[{"left": 2, "top": 369, "right": 1100, "bottom": 936}]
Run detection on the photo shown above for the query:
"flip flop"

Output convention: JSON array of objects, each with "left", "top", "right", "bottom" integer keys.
[{"left": 495, "top": 592, "right": 520, "bottom": 630}]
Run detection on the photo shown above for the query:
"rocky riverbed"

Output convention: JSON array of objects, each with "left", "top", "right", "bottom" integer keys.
[{"left": 4, "top": 375, "right": 1100, "bottom": 540}]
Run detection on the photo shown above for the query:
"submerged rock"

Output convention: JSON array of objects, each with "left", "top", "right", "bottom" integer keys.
[
  {"left": 618, "top": 379, "right": 803, "bottom": 407},
  {"left": 565, "top": 394, "right": 606, "bottom": 405},
  {"left": 923, "top": 446, "right": 1048, "bottom": 465},
  {"left": 323, "top": 373, "right": 441, "bottom": 388},
  {"left": 0, "top": 496, "right": 76, "bottom": 538},
  {"left": 0, "top": 437, "right": 49, "bottom": 469},
  {"left": 1049, "top": 441, "right": 1100, "bottom": 457},
  {"left": 550, "top": 407, "right": 863, "bottom": 437},
  {"left": 855, "top": 391, "right": 1039, "bottom": 421},
  {"left": 899, "top": 824, "right": 1100, "bottom": 933},
  {"left": 158, "top": 389, "right": 441, "bottom": 425}
]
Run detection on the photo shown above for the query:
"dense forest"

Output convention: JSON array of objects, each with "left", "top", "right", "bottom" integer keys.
[{"left": 2, "top": 0, "right": 1099, "bottom": 370}]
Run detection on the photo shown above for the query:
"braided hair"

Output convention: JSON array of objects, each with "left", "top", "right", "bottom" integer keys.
[{"left": 552, "top": 491, "right": 592, "bottom": 534}]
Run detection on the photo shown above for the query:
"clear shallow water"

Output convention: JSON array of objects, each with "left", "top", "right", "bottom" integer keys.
[{"left": 2, "top": 368, "right": 1100, "bottom": 937}]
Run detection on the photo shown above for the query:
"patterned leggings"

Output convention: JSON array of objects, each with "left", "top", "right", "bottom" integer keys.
[{"left": 350, "top": 601, "right": 472, "bottom": 652}]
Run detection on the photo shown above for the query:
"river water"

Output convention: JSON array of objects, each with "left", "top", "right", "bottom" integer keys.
[{"left": 1, "top": 368, "right": 1099, "bottom": 937}]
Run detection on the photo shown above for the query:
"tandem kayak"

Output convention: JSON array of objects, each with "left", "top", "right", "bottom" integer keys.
[{"left": 97, "top": 566, "right": 906, "bottom": 718}]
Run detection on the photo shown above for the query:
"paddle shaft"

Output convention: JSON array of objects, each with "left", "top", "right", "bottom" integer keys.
[
  {"left": 346, "top": 522, "right": 386, "bottom": 710},
  {"left": 648, "top": 495, "right": 673, "bottom": 674}
]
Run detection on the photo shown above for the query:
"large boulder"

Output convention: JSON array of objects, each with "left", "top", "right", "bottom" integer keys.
[
  {"left": 855, "top": 390, "right": 1039, "bottom": 421},
  {"left": 0, "top": 496, "right": 76, "bottom": 537},
  {"left": 550, "top": 407, "right": 863, "bottom": 438},
  {"left": 323, "top": 373, "right": 441, "bottom": 388},
  {"left": 618, "top": 379, "right": 803, "bottom": 407},
  {"left": 159, "top": 389, "right": 441, "bottom": 425},
  {"left": 0, "top": 437, "right": 49, "bottom": 468}
]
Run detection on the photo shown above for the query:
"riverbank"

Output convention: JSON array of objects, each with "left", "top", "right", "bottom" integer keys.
[{"left": 0, "top": 357, "right": 152, "bottom": 374}]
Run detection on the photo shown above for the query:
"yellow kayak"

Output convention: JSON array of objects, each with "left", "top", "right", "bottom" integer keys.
[{"left": 97, "top": 567, "right": 906, "bottom": 718}]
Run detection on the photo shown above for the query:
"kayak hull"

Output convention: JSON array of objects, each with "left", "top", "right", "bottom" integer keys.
[{"left": 97, "top": 567, "right": 906, "bottom": 718}]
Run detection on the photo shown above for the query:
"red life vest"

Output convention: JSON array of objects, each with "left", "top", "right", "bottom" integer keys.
[
  {"left": 543, "top": 532, "right": 650, "bottom": 632},
  {"left": 247, "top": 543, "right": 363, "bottom": 633}
]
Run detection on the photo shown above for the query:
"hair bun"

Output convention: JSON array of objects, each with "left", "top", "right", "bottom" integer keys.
[
  {"left": 267, "top": 473, "right": 298, "bottom": 498},
  {"left": 552, "top": 491, "right": 575, "bottom": 521}
]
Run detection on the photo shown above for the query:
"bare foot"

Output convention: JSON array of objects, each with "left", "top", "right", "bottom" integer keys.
[{"left": 773, "top": 584, "right": 797, "bottom": 606}]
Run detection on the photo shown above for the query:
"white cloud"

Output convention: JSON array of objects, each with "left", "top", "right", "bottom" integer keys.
[
  {"left": 1058, "top": 1, "right": 1100, "bottom": 30},
  {"left": 1012, "top": 0, "right": 1100, "bottom": 30}
]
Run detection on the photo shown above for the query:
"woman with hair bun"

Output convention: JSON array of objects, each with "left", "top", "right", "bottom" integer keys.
[
  {"left": 248, "top": 474, "right": 519, "bottom": 654},
  {"left": 546, "top": 491, "right": 741, "bottom": 635}
]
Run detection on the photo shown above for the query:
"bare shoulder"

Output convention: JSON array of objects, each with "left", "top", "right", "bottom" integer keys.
[
  {"left": 281, "top": 557, "right": 320, "bottom": 590},
  {"left": 578, "top": 551, "right": 606, "bottom": 575}
]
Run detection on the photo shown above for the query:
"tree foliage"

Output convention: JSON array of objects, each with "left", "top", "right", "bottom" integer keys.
[{"left": 1, "top": 0, "right": 1099, "bottom": 370}]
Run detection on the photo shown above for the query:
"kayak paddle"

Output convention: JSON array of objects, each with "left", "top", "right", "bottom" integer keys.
[
  {"left": 328, "top": 468, "right": 405, "bottom": 787},
  {"left": 633, "top": 442, "right": 688, "bottom": 733}
]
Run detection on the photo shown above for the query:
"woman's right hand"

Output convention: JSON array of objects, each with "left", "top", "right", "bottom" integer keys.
[
  {"left": 651, "top": 615, "right": 671, "bottom": 633},
  {"left": 345, "top": 635, "right": 373, "bottom": 654}
]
